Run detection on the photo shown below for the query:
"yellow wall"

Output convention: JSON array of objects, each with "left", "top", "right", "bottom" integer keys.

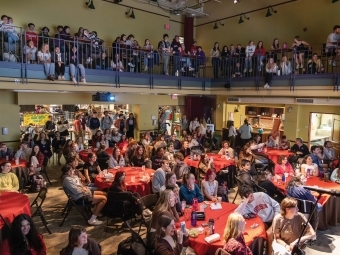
[
  {"left": 2, "top": 0, "right": 183, "bottom": 46},
  {"left": 196, "top": 0, "right": 337, "bottom": 53}
]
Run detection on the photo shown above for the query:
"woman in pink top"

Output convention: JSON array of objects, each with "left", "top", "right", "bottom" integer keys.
[{"left": 274, "top": 155, "right": 294, "bottom": 175}]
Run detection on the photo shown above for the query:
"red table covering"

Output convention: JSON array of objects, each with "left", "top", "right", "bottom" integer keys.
[
  {"left": 272, "top": 176, "right": 340, "bottom": 230},
  {"left": 94, "top": 167, "right": 155, "bottom": 196},
  {"left": 0, "top": 192, "right": 31, "bottom": 228},
  {"left": 258, "top": 149, "right": 293, "bottom": 164},
  {"left": 184, "top": 202, "right": 266, "bottom": 255},
  {"left": 79, "top": 148, "right": 114, "bottom": 162},
  {"left": 184, "top": 153, "right": 236, "bottom": 172}
]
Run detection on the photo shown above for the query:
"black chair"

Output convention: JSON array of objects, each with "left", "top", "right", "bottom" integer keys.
[
  {"left": 30, "top": 187, "right": 52, "bottom": 234},
  {"left": 295, "top": 197, "right": 318, "bottom": 231},
  {"left": 137, "top": 194, "right": 158, "bottom": 234},
  {"left": 105, "top": 191, "right": 135, "bottom": 232},
  {"left": 232, "top": 176, "right": 246, "bottom": 203},
  {"left": 125, "top": 221, "right": 154, "bottom": 255},
  {"left": 60, "top": 187, "right": 92, "bottom": 227},
  {"left": 40, "top": 156, "right": 52, "bottom": 185},
  {"left": 0, "top": 214, "right": 11, "bottom": 244},
  {"left": 97, "top": 157, "right": 109, "bottom": 170}
]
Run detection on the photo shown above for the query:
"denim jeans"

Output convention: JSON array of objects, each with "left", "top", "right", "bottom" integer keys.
[
  {"left": 162, "top": 54, "right": 170, "bottom": 75},
  {"left": 257, "top": 55, "right": 265, "bottom": 71},
  {"left": 43, "top": 62, "right": 55, "bottom": 76},
  {"left": 244, "top": 56, "right": 253, "bottom": 71},
  {"left": 70, "top": 63, "right": 85, "bottom": 77},
  {"left": 212, "top": 57, "right": 220, "bottom": 78},
  {"left": 6, "top": 32, "right": 18, "bottom": 52}
]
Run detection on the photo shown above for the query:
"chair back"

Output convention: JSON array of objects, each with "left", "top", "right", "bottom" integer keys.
[
  {"left": 141, "top": 194, "right": 158, "bottom": 210},
  {"left": 31, "top": 187, "right": 48, "bottom": 208},
  {"left": 295, "top": 197, "right": 314, "bottom": 214},
  {"left": 97, "top": 157, "right": 109, "bottom": 170},
  {"left": 235, "top": 176, "right": 245, "bottom": 187},
  {"left": 125, "top": 221, "right": 149, "bottom": 250},
  {"left": 254, "top": 183, "right": 267, "bottom": 194},
  {"left": 214, "top": 248, "right": 231, "bottom": 255}
]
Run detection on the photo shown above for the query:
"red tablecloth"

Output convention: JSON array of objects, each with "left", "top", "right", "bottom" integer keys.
[
  {"left": 259, "top": 149, "right": 293, "bottom": 164},
  {"left": 272, "top": 176, "right": 340, "bottom": 230},
  {"left": 184, "top": 153, "right": 236, "bottom": 172},
  {"left": 79, "top": 148, "right": 114, "bottom": 162},
  {"left": 0, "top": 159, "right": 28, "bottom": 181},
  {"left": 94, "top": 167, "right": 155, "bottom": 196},
  {"left": 0, "top": 192, "right": 31, "bottom": 228},
  {"left": 185, "top": 202, "right": 266, "bottom": 255}
]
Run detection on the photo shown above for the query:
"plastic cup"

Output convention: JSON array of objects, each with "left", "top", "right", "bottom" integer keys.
[
  {"left": 142, "top": 165, "right": 145, "bottom": 171},
  {"left": 199, "top": 204, "right": 205, "bottom": 212},
  {"left": 284, "top": 172, "right": 289, "bottom": 178},
  {"left": 103, "top": 169, "right": 108, "bottom": 175},
  {"left": 181, "top": 201, "right": 186, "bottom": 211},
  {"left": 217, "top": 197, "right": 222, "bottom": 202}
]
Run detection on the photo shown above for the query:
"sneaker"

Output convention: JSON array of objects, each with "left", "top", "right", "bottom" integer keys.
[
  {"left": 296, "top": 64, "right": 299, "bottom": 69},
  {"left": 260, "top": 62, "right": 263, "bottom": 66},
  {"left": 61, "top": 76, "right": 65, "bottom": 80},
  {"left": 165, "top": 73, "right": 169, "bottom": 75},
  {"left": 72, "top": 77, "right": 77, "bottom": 84},
  {"left": 81, "top": 78, "right": 86, "bottom": 84},
  {"left": 88, "top": 219, "right": 103, "bottom": 226},
  {"left": 300, "top": 64, "right": 303, "bottom": 69},
  {"left": 249, "top": 69, "right": 253, "bottom": 73},
  {"left": 263, "top": 83, "right": 268, "bottom": 89},
  {"left": 128, "top": 62, "right": 135, "bottom": 67},
  {"left": 144, "top": 66, "right": 148, "bottom": 71},
  {"left": 189, "top": 67, "right": 195, "bottom": 71},
  {"left": 333, "top": 61, "right": 337, "bottom": 67},
  {"left": 243, "top": 69, "right": 247, "bottom": 73},
  {"left": 58, "top": 75, "right": 61, "bottom": 80}
]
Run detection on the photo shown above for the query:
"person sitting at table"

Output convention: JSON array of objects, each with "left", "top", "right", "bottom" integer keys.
[
  {"left": 108, "top": 147, "right": 125, "bottom": 168},
  {"left": 323, "top": 140, "right": 336, "bottom": 166},
  {"left": 28, "top": 145, "right": 45, "bottom": 174},
  {"left": 14, "top": 141, "right": 32, "bottom": 161},
  {"left": 165, "top": 172, "right": 178, "bottom": 189},
  {"left": 148, "top": 189, "right": 180, "bottom": 249},
  {"left": 0, "top": 143, "right": 13, "bottom": 159},
  {"left": 52, "top": 131, "right": 66, "bottom": 165},
  {"left": 169, "top": 134, "right": 181, "bottom": 151},
  {"left": 35, "top": 132, "right": 52, "bottom": 159},
  {"left": 272, "top": 197, "right": 316, "bottom": 255},
  {"left": 65, "top": 142, "right": 85, "bottom": 167},
  {"left": 0, "top": 161, "right": 19, "bottom": 192},
  {"left": 237, "top": 159, "right": 257, "bottom": 191},
  {"left": 109, "top": 170, "right": 152, "bottom": 217},
  {"left": 290, "top": 138, "right": 310, "bottom": 164},
  {"left": 223, "top": 212, "right": 253, "bottom": 255},
  {"left": 83, "top": 153, "right": 102, "bottom": 183},
  {"left": 275, "top": 155, "right": 294, "bottom": 176},
  {"left": 258, "top": 170, "right": 285, "bottom": 203},
  {"left": 111, "top": 128, "right": 122, "bottom": 146},
  {"left": 91, "top": 130, "right": 102, "bottom": 148},
  {"left": 164, "top": 143, "right": 176, "bottom": 167},
  {"left": 201, "top": 168, "right": 218, "bottom": 201},
  {"left": 62, "top": 165, "right": 106, "bottom": 226},
  {"left": 152, "top": 147, "right": 165, "bottom": 170},
  {"left": 198, "top": 153, "right": 214, "bottom": 179},
  {"left": 235, "top": 185, "right": 280, "bottom": 255},
  {"left": 75, "top": 136, "right": 85, "bottom": 152},
  {"left": 131, "top": 145, "right": 150, "bottom": 167},
  {"left": 60, "top": 226, "right": 101, "bottom": 255},
  {"left": 0, "top": 213, "right": 46, "bottom": 255},
  {"left": 179, "top": 173, "right": 204, "bottom": 204},
  {"left": 300, "top": 155, "right": 319, "bottom": 177},
  {"left": 96, "top": 134, "right": 109, "bottom": 150},
  {"left": 154, "top": 135, "right": 167, "bottom": 151},
  {"left": 66, "top": 157, "right": 88, "bottom": 185},
  {"left": 286, "top": 174, "right": 322, "bottom": 214},
  {"left": 309, "top": 145, "right": 328, "bottom": 177},
  {"left": 238, "top": 145, "right": 258, "bottom": 173},
  {"left": 218, "top": 140, "right": 234, "bottom": 158},
  {"left": 279, "top": 135, "right": 290, "bottom": 150},
  {"left": 187, "top": 135, "right": 199, "bottom": 149},
  {"left": 117, "top": 134, "right": 128, "bottom": 151},
  {"left": 254, "top": 134, "right": 262, "bottom": 145},
  {"left": 266, "top": 134, "right": 277, "bottom": 148},
  {"left": 154, "top": 215, "right": 185, "bottom": 255},
  {"left": 96, "top": 144, "right": 110, "bottom": 159},
  {"left": 179, "top": 140, "right": 191, "bottom": 158},
  {"left": 153, "top": 158, "right": 171, "bottom": 194},
  {"left": 63, "top": 139, "right": 73, "bottom": 158},
  {"left": 172, "top": 152, "right": 190, "bottom": 185},
  {"left": 330, "top": 167, "right": 340, "bottom": 183},
  {"left": 124, "top": 140, "right": 138, "bottom": 166},
  {"left": 249, "top": 140, "right": 265, "bottom": 152}
]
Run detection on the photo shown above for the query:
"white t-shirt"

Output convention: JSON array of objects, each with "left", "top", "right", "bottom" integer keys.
[
  {"left": 37, "top": 51, "right": 51, "bottom": 62},
  {"left": 301, "top": 163, "right": 318, "bottom": 176}
]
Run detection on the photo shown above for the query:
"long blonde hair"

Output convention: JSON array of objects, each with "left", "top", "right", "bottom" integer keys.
[
  {"left": 223, "top": 212, "right": 244, "bottom": 242},
  {"left": 154, "top": 189, "right": 173, "bottom": 214}
]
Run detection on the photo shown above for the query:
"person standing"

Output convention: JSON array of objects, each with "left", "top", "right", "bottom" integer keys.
[
  {"left": 101, "top": 110, "right": 113, "bottom": 130},
  {"left": 239, "top": 119, "right": 253, "bottom": 146},
  {"left": 44, "top": 115, "right": 55, "bottom": 140},
  {"left": 158, "top": 34, "right": 171, "bottom": 75},
  {"left": 180, "top": 115, "right": 189, "bottom": 133},
  {"left": 228, "top": 121, "right": 237, "bottom": 149},
  {"left": 114, "top": 114, "right": 126, "bottom": 134},
  {"left": 126, "top": 113, "right": 137, "bottom": 139},
  {"left": 88, "top": 112, "right": 100, "bottom": 136},
  {"left": 73, "top": 114, "right": 83, "bottom": 141}
]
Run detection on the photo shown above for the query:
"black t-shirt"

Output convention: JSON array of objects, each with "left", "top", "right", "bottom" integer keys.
[
  {"left": 291, "top": 144, "right": 310, "bottom": 158},
  {"left": 84, "top": 161, "right": 99, "bottom": 175},
  {"left": 152, "top": 155, "right": 163, "bottom": 170},
  {"left": 131, "top": 155, "right": 146, "bottom": 167}
]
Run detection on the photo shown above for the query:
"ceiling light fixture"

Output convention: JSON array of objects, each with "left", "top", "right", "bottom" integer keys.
[
  {"left": 238, "top": 13, "right": 250, "bottom": 24},
  {"left": 125, "top": 8, "right": 136, "bottom": 19},
  {"left": 332, "top": 0, "right": 339, "bottom": 3},
  {"left": 86, "top": 0, "right": 95, "bottom": 9},
  {"left": 213, "top": 20, "right": 224, "bottom": 29},
  {"left": 265, "top": 6, "right": 277, "bottom": 17},
  {"left": 234, "top": 0, "right": 240, "bottom": 4}
]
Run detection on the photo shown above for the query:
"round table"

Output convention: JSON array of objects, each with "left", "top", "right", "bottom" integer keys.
[
  {"left": 94, "top": 167, "right": 155, "bottom": 197},
  {"left": 273, "top": 176, "right": 340, "bottom": 230},
  {"left": 0, "top": 192, "right": 31, "bottom": 228},
  {"left": 185, "top": 202, "right": 266, "bottom": 255},
  {"left": 184, "top": 153, "right": 236, "bottom": 172},
  {"left": 259, "top": 149, "right": 293, "bottom": 164},
  {"left": 0, "top": 159, "right": 28, "bottom": 182},
  {"left": 79, "top": 148, "right": 114, "bottom": 162}
]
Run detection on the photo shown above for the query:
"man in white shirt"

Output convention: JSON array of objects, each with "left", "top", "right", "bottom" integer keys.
[{"left": 326, "top": 25, "right": 340, "bottom": 55}]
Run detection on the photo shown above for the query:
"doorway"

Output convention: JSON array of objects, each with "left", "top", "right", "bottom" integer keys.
[{"left": 309, "top": 112, "right": 340, "bottom": 146}]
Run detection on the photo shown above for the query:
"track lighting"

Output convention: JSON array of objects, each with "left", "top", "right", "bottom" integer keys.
[
  {"left": 265, "top": 6, "right": 277, "bottom": 17},
  {"left": 238, "top": 13, "right": 249, "bottom": 24},
  {"left": 86, "top": 0, "right": 95, "bottom": 9},
  {"left": 125, "top": 8, "right": 136, "bottom": 19},
  {"left": 332, "top": 0, "right": 339, "bottom": 3},
  {"left": 234, "top": 0, "right": 240, "bottom": 3},
  {"left": 213, "top": 20, "right": 224, "bottom": 29}
]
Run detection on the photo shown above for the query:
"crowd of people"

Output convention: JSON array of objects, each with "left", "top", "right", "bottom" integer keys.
[{"left": 1, "top": 15, "right": 340, "bottom": 86}]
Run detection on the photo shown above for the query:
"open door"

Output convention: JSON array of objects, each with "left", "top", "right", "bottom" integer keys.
[{"left": 332, "top": 115, "right": 340, "bottom": 142}]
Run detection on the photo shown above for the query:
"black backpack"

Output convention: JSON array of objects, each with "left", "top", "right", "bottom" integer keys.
[{"left": 117, "top": 236, "right": 136, "bottom": 255}]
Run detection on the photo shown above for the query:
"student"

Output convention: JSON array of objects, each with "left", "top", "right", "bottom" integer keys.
[
  {"left": 152, "top": 158, "right": 171, "bottom": 194},
  {"left": 179, "top": 173, "right": 204, "bottom": 204},
  {"left": 237, "top": 159, "right": 256, "bottom": 191}
]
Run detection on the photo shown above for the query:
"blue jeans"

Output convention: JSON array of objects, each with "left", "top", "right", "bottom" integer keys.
[
  {"left": 244, "top": 56, "right": 253, "bottom": 71},
  {"left": 70, "top": 64, "right": 86, "bottom": 77},
  {"left": 6, "top": 32, "right": 18, "bottom": 52},
  {"left": 43, "top": 63, "right": 55, "bottom": 76},
  {"left": 257, "top": 55, "right": 265, "bottom": 71}
]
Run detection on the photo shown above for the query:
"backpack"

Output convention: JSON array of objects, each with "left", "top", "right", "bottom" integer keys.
[
  {"left": 117, "top": 236, "right": 137, "bottom": 255},
  {"left": 29, "top": 174, "right": 46, "bottom": 193}
]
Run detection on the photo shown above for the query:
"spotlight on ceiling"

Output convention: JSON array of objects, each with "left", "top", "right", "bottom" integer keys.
[
  {"left": 86, "top": 0, "right": 95, "bottom": 9},
  {"left": 238, "top": 13, "right": 250, "bottom": 24},
  {"left": 234, "top": 0, "right": 240, "bottom": 3},
  {"left": 213, "top": 20, "right": 224, "bottom": 29},
  {"left": 332, "top": 0, "right": 339, "bottom": 3},
  {"left": 125, "top": 8, "right": 136, "bottom": 19},
  {"left": 266, "top": 6, "right": 277, "bottom": 17}
]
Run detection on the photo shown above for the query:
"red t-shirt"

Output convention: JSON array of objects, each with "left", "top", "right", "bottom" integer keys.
[{"left": 26, "top": 31, "right": 39, "bottom": 47}]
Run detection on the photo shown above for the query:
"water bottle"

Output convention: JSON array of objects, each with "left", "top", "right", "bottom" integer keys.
[
  {"left": 191, "top": 211, "right": 197, "bottom": 227},
  {"left": 282, "top": 173, "right": 286, "bottom": 183},
  {"left": 306, "top": 168, "right": 311, "bottom": 179},
  {"left": 175, "top": 70, "right": 179, "bottom": 76},
  {"left": 208, "top": 218, "right": 215, "bottom": 235}
]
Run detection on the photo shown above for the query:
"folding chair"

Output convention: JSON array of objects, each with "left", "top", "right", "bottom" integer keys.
[
  {"left": 125, "top": 221, "right": 154, "bottom": 255},
  {"left": 105, "top": 191, "right": 135, "bottom": 232},
  {"left": 60, "top": 187, "right": 92, "bottom": 227},
  {"left": 137, "top": 194, "right": 158, "bottom": 234},
  {"left": 40, "top": 156, "right": 52, "bottom": 185},
  {"left": 232, "top": 176, "right": 246, "bottom": 204},
  {"left": 295, "top": 197, "right": 318, "bottom": 232},
  {"left": 30, "top": 187, "right": 52, "bottom": 234}
]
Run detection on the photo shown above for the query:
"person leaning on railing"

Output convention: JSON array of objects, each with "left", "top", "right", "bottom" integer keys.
[
  {"left": 210, "top": 42, "right": 221, "bottom": 78},
  {"left": 68, "top": 46, "right": 86, "bottom": 84}
]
